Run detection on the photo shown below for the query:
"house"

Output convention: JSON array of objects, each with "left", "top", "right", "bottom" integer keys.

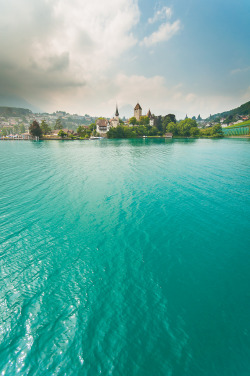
[
  {"left": 21, "top": 133, "right": 33, "bottom": 140},
  {"left": 96, "top": 119, "right": 110, "bottom": 135},
  {"left": 96, "top": 105, "right": 120, "bottom": 135},
  {"left": 165, "top": 133, "right": 173, "bottom": 138}
]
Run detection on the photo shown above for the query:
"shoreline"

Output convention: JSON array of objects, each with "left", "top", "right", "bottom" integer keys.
[{"left": 1, "top": 135, "right": 249, "bottom": 141}]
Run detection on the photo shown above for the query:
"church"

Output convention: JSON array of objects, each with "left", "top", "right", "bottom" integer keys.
[{"left": 96, "top": 105, "right": 120, "bottom": 135}]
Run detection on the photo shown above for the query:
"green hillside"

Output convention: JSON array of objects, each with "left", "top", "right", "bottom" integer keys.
[
  {"left": 209, "top": 100, "right": 250, "bottom": 120},
  {"left": 224, "top": 120, "right": 250, "bottom": 129},
  {"left": 0, "top": 106, "right": 32, "bottom": 117}
]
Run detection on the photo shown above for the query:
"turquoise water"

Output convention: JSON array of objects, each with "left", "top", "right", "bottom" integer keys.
[{"left": 0, "top": 138, "right": 249, "bottom": 375}]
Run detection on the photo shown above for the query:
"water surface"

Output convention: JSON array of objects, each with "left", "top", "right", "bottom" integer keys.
[{"left": 0, "top": 139, "right": 250, "bottom": 375}]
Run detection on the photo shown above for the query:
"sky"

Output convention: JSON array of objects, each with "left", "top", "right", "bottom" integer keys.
[{"left": 0, "top": 0, "right": 249, "bottom": 119}]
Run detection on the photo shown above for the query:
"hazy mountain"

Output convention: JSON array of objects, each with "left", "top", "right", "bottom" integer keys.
[
  {"left": 119, "top": 104, "right": 134, "bottom": 119},
  {"left": 0, "top": 106, "right": 32, "bottom": 117},
  {"left": 0, "top": 94, "right": 41, "bottom": 113},
  {"left": 208, "top": 100, "right": 250, "bottom": 120}
]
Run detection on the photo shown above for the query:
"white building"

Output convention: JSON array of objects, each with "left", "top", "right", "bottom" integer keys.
[
  {"left": 109, "top": 104, "right": 120, "bottom": 128},
  {"left": 96, "top": 105, "right": 120, "bottom": 135},
  {"left": 96, "top": 118, "right": 110, "bottom": 135}
]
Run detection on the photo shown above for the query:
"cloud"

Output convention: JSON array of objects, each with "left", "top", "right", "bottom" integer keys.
[
  {"left": 140, "top": 6, "right": 180, "bottom": 47},
  {"left": 242, "top": 86, "right": 250, "bottom": 100},
  {"left": 103, "top": 74, "right": 200, "bottom": 118},
  {"left": 148, "top": 7, "right": 172, "bottom": 24},
  {"left": 230, "top": 66, "right": 250, "bottom": 75},
  {"left": 102, "top": 74, "right": 242, "bottom": 120},
  {"left": 0, "top": 0, "right": 140, "bottom": 110},
  {"left": 141, "top": 20, "right": 181, "bottom": 47}
]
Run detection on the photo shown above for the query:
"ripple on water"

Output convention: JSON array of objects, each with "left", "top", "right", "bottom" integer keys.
[{"left": 0, "top": 139, "right": 250, "bottom": 375}]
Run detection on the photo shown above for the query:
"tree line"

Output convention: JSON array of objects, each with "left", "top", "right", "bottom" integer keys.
[
  {"left": 28, "top": 116, "right": 223, "bottom": 139},
  {"left": 107, "top": 115, "right": 223, "bottom": 138}
]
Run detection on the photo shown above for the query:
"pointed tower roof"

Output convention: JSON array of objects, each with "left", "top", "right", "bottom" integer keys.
[
  {"left": 147, "top": 109, "right": 152, "bottom": 117},
  {"left": 134, "top": 103, "right": 142, "bottom": 110},
  {"left": 115, "top": 104, "right": 119, "bottom": 117}
]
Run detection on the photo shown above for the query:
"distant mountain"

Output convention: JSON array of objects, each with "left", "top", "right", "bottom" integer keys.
[
  {"left": 119, "top": 104, "right": 134, "bottom": 119},
  {"left": 0, "top": 106, "right": 32, "bottom": 117},
  {"left": 0, "top": 94, "right": 41, "bottom": 113},
  {"left": 209, "top": 100, "right": 250, "bottom": 120}
]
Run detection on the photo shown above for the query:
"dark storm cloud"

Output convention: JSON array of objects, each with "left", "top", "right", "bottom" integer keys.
[{"left": 0, "top": 0, "right": 85, "bottom": 104}]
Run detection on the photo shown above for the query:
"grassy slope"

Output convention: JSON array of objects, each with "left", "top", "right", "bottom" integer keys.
[{"left": 224, "top": 120, "right": 250, "bottom": 129}]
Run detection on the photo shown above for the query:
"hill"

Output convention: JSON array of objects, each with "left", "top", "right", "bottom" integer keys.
[
  {"left": 209, "top": 100, "right": 250, "bottom": 120},
  {"left": 0, "top": 94, "right": 41, "bottom": 113},
  {"left": 0, "top": 106, "right": 32, "bottom": 117}
]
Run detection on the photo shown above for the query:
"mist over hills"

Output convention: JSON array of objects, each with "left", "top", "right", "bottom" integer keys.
[
  {"left": 0, "top": 106, "right": 32, "bottom": 117},
  {"left": 208, "top": 101, "right": 250, "bottom": 120},
  {"left": 0, "top": 95, "right": 41, "bottom": 113},
  {"left": 1, "top": 100, "right": 249, "bottom": 121}
]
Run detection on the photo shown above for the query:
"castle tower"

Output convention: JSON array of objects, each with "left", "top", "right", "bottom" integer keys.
[
  {"left": 115, "top": 104, "right": 119, "bottom": 121},
  {"left": 147, "top": 109, "right": 152, "bottom": 118},
  {"left": 134, "top": 103, "right": 142, "bottom": 121},
  {"left": 147, "top": 109, "right": 155, "bottom": 126}
]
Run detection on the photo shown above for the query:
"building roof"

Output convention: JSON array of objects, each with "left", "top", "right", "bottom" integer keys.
[
  {"left": 147, "top": 109, "right": 152, "bottom": 117},
  {"left": 134, "top": 103, "right": 142, "bottom": 110},
  {"left": 115, "top": 104, "right": 119, "bottom": 117},
  {"left": 96, "top": 119, "right": 108, "bottom": 127}
]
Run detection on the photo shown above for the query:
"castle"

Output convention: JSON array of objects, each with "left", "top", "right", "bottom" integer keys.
[
  {"left": 134, "top": 103, "right": 155, "bottom": 126},
  {"left": 134, "top": 103, "right": 142, "bottom": 121},
  {"left": 96, "top": 103, "right": 155, "bottom": 135}
]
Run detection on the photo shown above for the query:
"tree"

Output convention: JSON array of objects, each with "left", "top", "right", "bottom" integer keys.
[
  {"left": 54, "top": 118, "right": 63, "bottom": 130},
  {"left": 155, "top": 116, "right": 163, "bottom": 133},
  {"left": 225, "top": 114, "right": 233, "bottom": 125},
  {"left": 77, "top": 125, "right": 87, "bottom": 138},
  {"left": 200, "top": 124, "right": 223, "bottom": 137},
  {"left": 20, "top": 124, "right": 25, "bottom": 133},
  {"left": 41, "top": 120, "right": 51, "bottom": 135},
  {"left": 176, "top": 118, "right": 199, "bottom": 137},
  {"left": 89, "top": 123, "right": 96, "bottom": 131},
  {"left": 1, "top": 128, "right": 7, "bottom": 137},
  {"left": 212, "top": 124, "right": 223, "bottom": 137},
  {"left": 190, "top": 127, "right": 200, "bottom": 137},
  {"left": 166, "top": 122, "right": 177, "bottom": 135},
  {"left": 148, "top": 126, "right": 158, "bottom": 136},
  {"left": 13, "top": 125, "right": 19, "bottom": 134},
  {"left": 58, "top": 130, "right": 67, "bottom": 138},
  {"left": 129, "top": 117, "right": 137, "bottom": 125},
  {"left": 162, "top": 116, "right": 172, "bottom": 133},
  {"left": 139, "top": 116, "right": 149, "bottom": 126},
  {"left": 29, "top": 120, "right": 42, "bottom": 137}
]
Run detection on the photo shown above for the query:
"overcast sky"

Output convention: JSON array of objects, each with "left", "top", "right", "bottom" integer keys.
[{"left": 0, "top": 0, "right": 249, "bottom": 118}]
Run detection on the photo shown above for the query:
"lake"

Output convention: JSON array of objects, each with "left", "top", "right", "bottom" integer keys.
[{"left": 0, "top": 138, "right": 249, "bottom": 375}]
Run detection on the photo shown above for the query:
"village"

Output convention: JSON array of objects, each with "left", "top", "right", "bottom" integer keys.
[{"left": 0, "top": 102, "right": 249, "bottom": 140}]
